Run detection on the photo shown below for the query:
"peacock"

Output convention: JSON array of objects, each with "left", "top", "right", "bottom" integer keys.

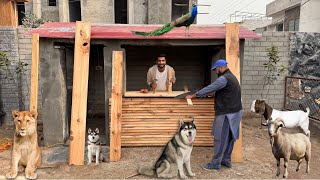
[{"left": 132, "top": 4, "right": 198, "bottom": 37}]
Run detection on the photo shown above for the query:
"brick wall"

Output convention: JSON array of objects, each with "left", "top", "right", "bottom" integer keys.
[
  {"left": 17, "top": 28, "right": 33, "bottom": 111},
  {"left": 0, "top": 27, "right": 20, "bottom": 125},
  {"left": 0, "top": 27, "right": 33, "bottom": 125},
  {"left": 242, "top": 31, "right": 291, "bottom": 116}
]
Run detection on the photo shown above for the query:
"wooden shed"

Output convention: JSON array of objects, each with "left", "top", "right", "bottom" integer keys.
[{"left": 27, "top": 22, "right": 259, "bottom": 163}]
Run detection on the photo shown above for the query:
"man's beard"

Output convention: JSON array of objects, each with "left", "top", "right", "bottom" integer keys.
[
  {"left": 217, "top": 71, "right": 223, "bottom": 77},
  {"left": 158, "top": 64, "right": 165, "bottom": 68}
]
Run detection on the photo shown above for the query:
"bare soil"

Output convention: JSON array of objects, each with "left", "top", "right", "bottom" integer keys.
[{"left": 1, "top": 117, "right": 320, "bottom": 179}]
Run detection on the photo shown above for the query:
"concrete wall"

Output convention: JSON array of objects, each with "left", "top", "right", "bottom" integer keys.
[
  {"left": 242, "top": 31, "right": 291, "bottom": 116},
  {"left": 148, "top": 0, "right": 172, "bottom": 24},
  {"left": 128, "top": 0, "right": 148, "bottom": 24},
  {"left": 299, "top": 0, "right": 320, "bottom": 32},
  {"left": 39, "top": 39, "right": 67, "bottom": 146},
  {"left": 81, "top": 0, "right": 114, "bottom": 23},
  {"left": 266, "top": 0, "right": 301, "bottom": 16},
  {"left": 41, "top": 6, "right": 59, "bottom": 22}
]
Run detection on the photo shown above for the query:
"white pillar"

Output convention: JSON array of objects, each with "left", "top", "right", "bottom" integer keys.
[{"left": 299, "top": 0, "right": 320, "bottom": 32}]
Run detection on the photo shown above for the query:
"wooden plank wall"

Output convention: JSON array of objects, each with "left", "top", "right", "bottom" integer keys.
[
  {"left": 119, "top": 98, "right": 214, "bottom": 146},
  {"left": 125, "top": 46, "right": 219, "bottom": 91}
]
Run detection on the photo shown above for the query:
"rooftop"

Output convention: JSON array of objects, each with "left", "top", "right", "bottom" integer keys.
[{"left": 26, "top": 22, "right": 261, "bottom": 40}]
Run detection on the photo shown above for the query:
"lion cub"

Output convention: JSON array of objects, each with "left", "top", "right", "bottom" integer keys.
[{"left": 6, "top": 110, "right": 41, "bottom": 179}]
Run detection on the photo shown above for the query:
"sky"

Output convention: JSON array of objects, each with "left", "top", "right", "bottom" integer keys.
[{"left": 197, "top": 0, "right": 275, "bottom": 24}]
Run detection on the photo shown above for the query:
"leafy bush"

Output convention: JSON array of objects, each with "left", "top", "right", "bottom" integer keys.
[
  {"left": 264, "top": 44, "right": 287, "bottom": 85},
  {"left": 21, "top": 12, "right": 45, "bottom": 28}
]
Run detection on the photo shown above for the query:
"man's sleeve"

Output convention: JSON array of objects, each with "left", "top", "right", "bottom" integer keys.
[
  {"left": 172, "top": 68, "right": 176, "bottom": 84},
  {"left": 196, "top": 76, "right": 228, "bottom": 98},
  {"left": 147, "top": 68, "right": 153, "bottom": 86}
]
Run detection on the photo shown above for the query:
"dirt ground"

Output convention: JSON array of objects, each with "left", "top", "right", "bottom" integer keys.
[{"left": 1, "top": 117, "right": 320, "bottom": 179}]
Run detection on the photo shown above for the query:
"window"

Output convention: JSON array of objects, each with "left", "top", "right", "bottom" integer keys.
[
  {"left": 172, "top": 0, "right": 189, "bottom": 21},
  {"left": 289, "top": 19, "right": 299, "bottom": 31},
  {"left": 294, "top": 19, "right": 299, "bottom": 31},
  {"left": 289, "top": 20, "right": 295, "bottom": 31},
  {"left": 276, "top": 23, "right": 283, "bottom": 31},
  {"left": 48, "top": 0, "right": 57, "bottom": 6}
]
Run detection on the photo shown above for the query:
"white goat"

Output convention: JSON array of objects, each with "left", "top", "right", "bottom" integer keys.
[
  {"left": 268, "top": 118, "right": 311, "bottom": 178},
  {"left": 251, "top": 99, "right": 310, "bottom": 136}
]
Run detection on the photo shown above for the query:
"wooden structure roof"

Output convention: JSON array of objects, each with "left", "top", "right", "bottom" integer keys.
[{"left": 26, "top": 22, "right": 261, "bottom": 39}]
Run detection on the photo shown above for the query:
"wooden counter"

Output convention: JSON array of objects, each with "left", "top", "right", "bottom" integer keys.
[
  {"left": 117, "top": 97, "right": 215, "bottom": 147},
  {"left": 124, "top": 91, "right": 188, "bottom": 97}
]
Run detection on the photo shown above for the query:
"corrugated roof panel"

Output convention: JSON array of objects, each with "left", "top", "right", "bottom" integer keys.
[{"left": 25, "top": 22, "right": 261, "bottom": 39}]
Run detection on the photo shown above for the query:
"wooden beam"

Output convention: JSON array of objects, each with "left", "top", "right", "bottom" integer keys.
[
  {"left": 30, "top": 33, "right": 39, "bottom": 115},
  {"left": 69, "top": 21, "right": 91, "bottom": 165},
  {"left": 0, "top": 0, "right": 18, "bottom": 27},
  {"left": 225, "top": 23, "right": 243, "bottom": 163},
  {"left": 110, "top": 51, "right": 123, "bottom": 161}
]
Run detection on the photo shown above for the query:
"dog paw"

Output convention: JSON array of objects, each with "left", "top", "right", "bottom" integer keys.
[
  {"left": 6, "top": 170, "right": 17, "bottom": 179},
  {"left": 26, "top": 171, "right": 37, "bottom": 179},
  {"left": 189, "top": 172, "right": 196, "bottom": 177}
]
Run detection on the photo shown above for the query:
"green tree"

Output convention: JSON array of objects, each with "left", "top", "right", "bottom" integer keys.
[{"left": 261, "top": 44, "right": 287, "bottom": 98}]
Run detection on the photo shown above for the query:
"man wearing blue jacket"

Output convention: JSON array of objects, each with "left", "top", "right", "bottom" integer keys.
[{"left": 186, "top": 59, "right": 243, "bottom": 170}]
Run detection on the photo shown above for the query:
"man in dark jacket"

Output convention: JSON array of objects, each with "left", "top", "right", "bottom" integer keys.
[{"left": 186, "top": 59, "right": 243, "bottom": 170}]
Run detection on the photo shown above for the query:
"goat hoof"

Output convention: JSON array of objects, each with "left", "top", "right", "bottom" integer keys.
[
  {"left": 283, "top": 175, "right": 287, "bottom": 178},
  {"left": 296, "top": 169, "right": 299, "bottom": 172}
]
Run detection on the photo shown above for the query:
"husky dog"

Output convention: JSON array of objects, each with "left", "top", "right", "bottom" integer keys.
[
  {"left": 87, "top": 128, "right": 103, "bottom": 165},
  {"left": 138, "top": 119, "right": 197, "bottom": 179}
]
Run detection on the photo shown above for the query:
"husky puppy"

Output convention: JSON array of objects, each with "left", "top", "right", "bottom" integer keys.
[
  {"left": 138, "top": 119, "right": 197, "bottom": 179},
  {"left": 87, "top": 128, "right": 103, "bottom": 165}
]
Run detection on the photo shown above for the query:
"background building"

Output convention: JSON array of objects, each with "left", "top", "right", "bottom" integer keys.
[
  {"left": 19, "top": 0, "right": 196, "bottom": 24},
  {"left": 266, "top": 0, "right": 320, "bottom": 32}
]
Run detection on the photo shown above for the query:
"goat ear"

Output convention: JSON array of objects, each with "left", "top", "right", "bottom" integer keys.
[
  {"left": 279, "top": 123, "right": 285, "bottom": 128},
  {"left": 258, "top": 101, "right": 266, "bottom": 114},
  {"left": 88, "top": 128, "right": 92, "bottom": 133}
]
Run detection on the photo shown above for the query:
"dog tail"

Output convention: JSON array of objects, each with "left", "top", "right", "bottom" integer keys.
[
  {"left": 138, "top": 166, "right": 155, "bottom": 176},
  {"left": 305, "top": 107, "right": 310, "bottom": 115}
]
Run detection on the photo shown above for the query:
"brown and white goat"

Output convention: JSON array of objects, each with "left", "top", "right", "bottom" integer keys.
[{"left": 251, "top": 99, "right": 310, "bottom": 136}]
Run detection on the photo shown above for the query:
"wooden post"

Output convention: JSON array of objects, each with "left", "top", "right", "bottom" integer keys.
[
  {"left": 225, "top": 23, "right": 243, "bottom": 162},
  {"left": 30, "top": 33, "right": 39, "bottom": 115},
  {"left": 110, "top": 51, "right": 123, "bottom": 161},
  {"left": 168, "top": 67, "right": 173, "bottom": 94},
  {"left": 0, "top": 0, "right": 18, "bottom": 27},
  {"left": 69, "top": 21, "right": 91, "bottom": 165}
]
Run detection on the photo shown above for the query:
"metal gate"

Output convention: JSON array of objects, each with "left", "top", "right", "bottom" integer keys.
[{"left": 285, "top": 76, "right": 320, "bottom": 121}]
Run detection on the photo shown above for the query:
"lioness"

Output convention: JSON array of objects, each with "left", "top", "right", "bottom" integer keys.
[{"left": 6, "top": 110, "right": 41, "bottom": 179}]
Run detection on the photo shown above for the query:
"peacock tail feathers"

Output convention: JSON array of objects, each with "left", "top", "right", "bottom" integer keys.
[
  {"left": 132, "top": 23, "right": 175, "bottom": 36},
  {"left": 132, "top": 5, "right": 197, "bottom": 36}
]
